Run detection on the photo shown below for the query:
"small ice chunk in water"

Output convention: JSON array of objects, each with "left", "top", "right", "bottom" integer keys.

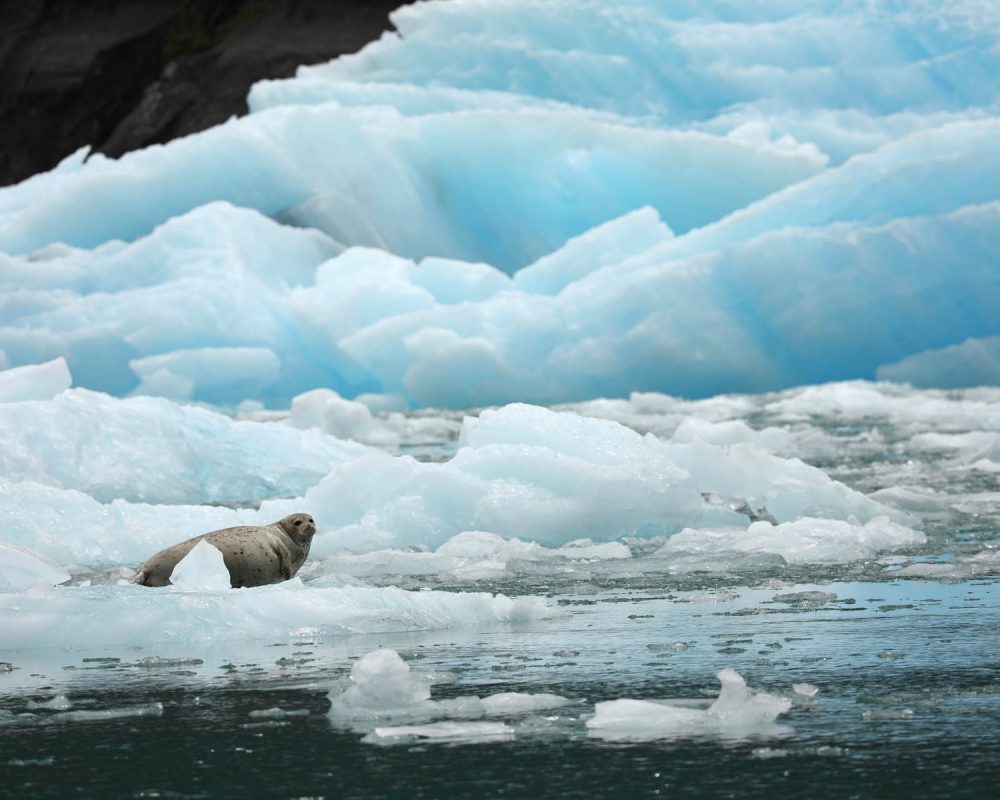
[
  {"left": 480, "top": 693, "right": 571, "bottom": 716},
  {"left": 792, "top": 683, "right": 819, "bottom": 698},
  {"left": 329, "top": 649, "right": 570, "bottom": 733},
  {"left": 55, "top": 703, "right": 164, "bottom": 723},
  {"left": 26, "top": 695, "right": 73, "bottom": 711},
  {"left": 328, "top": 649, "right": 435, "bottom": 724},
  {"left": 169, "top": 540, "right": 231, "bottom": 591},
  {"left": 587, "top": 668, "right": 792, "bottom": 741},
  {"left": 364, "top": 720, "right": 514, "bottom": 745},
  {"left": 248, "top": 707, "right": 310, "bottom": 719}
]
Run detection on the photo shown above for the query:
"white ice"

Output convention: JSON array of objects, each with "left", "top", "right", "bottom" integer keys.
[
  {"left": 364, "top": 721, "right": 514, "bottom": 745},
  {"left": 0, "top": 582, "right": 553, "bottom": 651},
  {"left": 0, "top": 387, "right": 372, "bottom": 504},
  {"left": 656, "top": 517, "right": 925, "bottom": 567},
  {"left": 586, "top": 668, "right": 792, "bottom": 741},
  {"left": 168, "top": 540, "right": 231, "bottom": 591},
  {"left": 328, "top": 648, "right": 570, "bottom": 732}
]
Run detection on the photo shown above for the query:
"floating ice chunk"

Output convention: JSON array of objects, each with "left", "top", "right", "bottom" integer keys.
[
  {"left": 664, "top": 438, "right": 902, "bottom": 525},
  {"left": 0, "top": 358, "right": 71, "bottom": 402},
  {"left": 364, "top": 720, "right": 514, "bottom": 745},
  {"left": 586, "top": 668, "right": 792, "bottom": 741},
  {"left": 168, "top": 540, "right": 231, "bottom": 591},
  {"left": 657, "top": 516, "right": 924, "bottom": 565},
  {"left": 0, "top": 389, "right": 372, "bottom": 504},
  {"left": 671, "top": 418, "right": 795, "bottom": 456},
  {"left": 329, "top": 648, "right": 571, "bottom": 734},
  {"left": 308, "top": 530, "right": 630, "bottom": 581},
  {"left": 53, "top": 703, "right": 164, "bottom": 723},
  {"left": 26, "top": 695, "right": 72, "bottom": 711},
  {"left": 793, "top": 683, "right": 819, "bottom": 698},
  {"left": 266, "top": 404, "right": 702, "bottom": 551},
  {"left": 330, "top": 649, "right": 434, "bottom": 721},
  {"left": 0, "top": 541, "right": 70, "bottom": 591},
  {"left": 248, "top": 707, "right": 310, "bottom": 719},
  {"left": 894, "top": 549, "right": 1000, "bottom": 580},
  {"left": 264, "top": 403, "right": 898, "bottom": 554},
  {"left": 480, "top": 693, "right": 571, "bottom": 717}
]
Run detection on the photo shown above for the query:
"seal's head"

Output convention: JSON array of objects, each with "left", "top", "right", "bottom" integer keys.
[{"left": 278, "top": 513, "right": 317, "bottom": 546}]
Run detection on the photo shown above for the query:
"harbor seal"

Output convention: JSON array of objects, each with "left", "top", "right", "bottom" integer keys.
[{"left": 131, "top": 513, "right": 317, "bottom": 588}]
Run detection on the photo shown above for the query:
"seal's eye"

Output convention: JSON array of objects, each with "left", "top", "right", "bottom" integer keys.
[{"left": 293, "top": 520, "right": 302, "bottom": 527}]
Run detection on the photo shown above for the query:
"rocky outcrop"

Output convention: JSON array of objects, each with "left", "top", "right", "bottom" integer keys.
[{"left": 0, "top": 0, "right": 401, "bottom": 186}]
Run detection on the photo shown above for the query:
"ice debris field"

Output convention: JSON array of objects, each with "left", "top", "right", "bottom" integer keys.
[{"left": 2, "top": 0, "right": 1000, "bottom": 766}]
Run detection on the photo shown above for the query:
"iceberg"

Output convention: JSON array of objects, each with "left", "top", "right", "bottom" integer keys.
[{"left": 0, "top": 3, "right": 995, "bottom": 406}]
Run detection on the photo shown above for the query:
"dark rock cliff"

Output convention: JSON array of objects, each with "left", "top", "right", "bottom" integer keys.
[{"left": 0, "top": 0, "right": 402, "bottom": 187}]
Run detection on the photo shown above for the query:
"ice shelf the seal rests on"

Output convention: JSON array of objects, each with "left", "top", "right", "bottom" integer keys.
[{"left": 131, "top": 513, "right": 316, "bottom": 588}]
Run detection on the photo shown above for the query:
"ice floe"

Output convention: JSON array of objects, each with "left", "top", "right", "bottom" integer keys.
[
  {"left": 328, "top": 648, "right": 571, "bottom": 734},
  {"left": 586, "top": 668, "right": 792, "bottom": 741},
  {"left": 0, "top": 580, "right": 553, "bottom": 651}
]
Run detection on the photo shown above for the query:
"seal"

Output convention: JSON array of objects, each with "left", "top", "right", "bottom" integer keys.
[{"left": 131, "top": 513, "right": 317, "bottom": 588}]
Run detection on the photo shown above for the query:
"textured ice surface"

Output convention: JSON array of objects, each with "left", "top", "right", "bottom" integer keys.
[
  {"left": 656, "top": 517, "right": 925, "bottom": 567},
  {"left": 587, "top": 668, "right": 792, "bottom": 741},
  {"left": 0, "top": 397, "right": 917, "bottom": 576},
  {"left": 0, "top": 582, "right": 552, "bottom": 650},
  {"left": 0, "top": 4, "right": 996, "bottom": 406},
  {"left": 260, "top": 404, "right": 898, "bottom": 555},
  {"left": 306, "top": 531, "right": 631, "bottom": 581},
  {"left": 0, "top": 387, "right": 372, "bottom": 504},
  {"left": 0, "top": 358, "right": 71, "bottom": 402}
]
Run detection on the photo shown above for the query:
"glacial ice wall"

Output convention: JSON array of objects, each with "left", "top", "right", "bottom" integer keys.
[{"left": 0, "top": 1, "right": 997, "bottom": 406}]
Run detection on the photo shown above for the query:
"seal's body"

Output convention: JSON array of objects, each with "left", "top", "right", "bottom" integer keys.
[{"left": 132, "top": 513, "right": 316, "bottom": 588}]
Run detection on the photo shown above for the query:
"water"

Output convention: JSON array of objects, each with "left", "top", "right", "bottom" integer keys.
[{"left": 3, "top": 385, "right": 1000, "bottom": 798}]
